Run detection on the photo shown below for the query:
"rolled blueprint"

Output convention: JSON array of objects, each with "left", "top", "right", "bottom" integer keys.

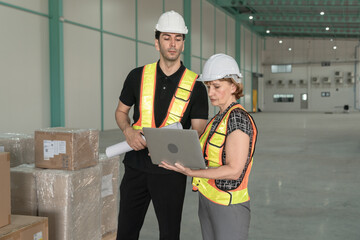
[{"left": 105, "top": 122, "right": 183, "bottom": 157}]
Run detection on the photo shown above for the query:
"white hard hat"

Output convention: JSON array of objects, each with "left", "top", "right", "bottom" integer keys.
[
  {"left": 197, "top": 53, "right": 242, "bottom": 83},
  {"left": 155, "top": 10, "right": 188, "bottom": 34}
]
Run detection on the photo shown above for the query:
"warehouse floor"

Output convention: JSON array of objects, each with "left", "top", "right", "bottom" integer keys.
[{"left": 99, "top": 111, "right": 360, "bottom": 240}]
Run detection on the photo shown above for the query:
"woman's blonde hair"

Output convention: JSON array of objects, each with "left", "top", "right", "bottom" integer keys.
[{"left": 209, "top": 78, "right": 243, "bottom": 99}]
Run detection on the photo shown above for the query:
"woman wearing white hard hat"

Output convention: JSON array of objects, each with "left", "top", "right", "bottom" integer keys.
[{"left": 160, "top": 53, "right": 258, "bottom": 240}]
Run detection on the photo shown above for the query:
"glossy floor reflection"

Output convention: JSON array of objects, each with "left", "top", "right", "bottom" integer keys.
[{"left": 99, "top": 112, "right": 360, "bottom": 240}]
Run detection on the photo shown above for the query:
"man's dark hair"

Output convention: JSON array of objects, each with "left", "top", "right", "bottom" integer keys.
[{"left": 155, "top": 30, "right": 185, "bottom": 40}]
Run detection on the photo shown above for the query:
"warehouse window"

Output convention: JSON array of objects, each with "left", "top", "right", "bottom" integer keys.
[
  {"left": 271, "top": 64, "right": 292, "bottom": 73},
  {"left": 273, "top": 94, "right": 294, "bottom": 102}
]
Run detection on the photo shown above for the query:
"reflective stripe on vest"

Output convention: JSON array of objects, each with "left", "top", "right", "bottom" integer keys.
[
  {"left": 133, "top": 62, "right": 198, "bottom": 130},
  {"left": 192, "top": 104, "right": 258, "bottom": 206}
]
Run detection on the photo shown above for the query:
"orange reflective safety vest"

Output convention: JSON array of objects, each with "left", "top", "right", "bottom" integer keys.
[
  {"left": 132, "top": 62, "right": 198, "bottom": 130},
  {"left": 192, "top": 104, "right": 258, "bottom": 206}
]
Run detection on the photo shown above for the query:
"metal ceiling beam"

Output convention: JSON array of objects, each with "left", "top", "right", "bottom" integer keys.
[
  {"left": 238, "top": 0, "right": 359, "bottom": 6},
  {"left": 238, "top": 14, "right": 360, "bottom": 24},
  {"left": 253, "top": 26, "right": 360, "bottom": 36}
]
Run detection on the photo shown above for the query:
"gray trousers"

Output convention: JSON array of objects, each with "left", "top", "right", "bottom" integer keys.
[{"left": 198, "top": 192, "right": 251, "bottom": 240}]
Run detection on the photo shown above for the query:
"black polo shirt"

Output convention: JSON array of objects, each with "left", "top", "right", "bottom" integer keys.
[{"left": 119, "top": 61, "right": 209, "bottom": 173}]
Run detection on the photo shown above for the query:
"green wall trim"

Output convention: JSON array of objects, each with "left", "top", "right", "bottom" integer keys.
[
  {"left": 183, "top": 0, "right": 192, "bottom": 68},
  {"left": 250, "top": 32, "right": 253, "bottom": 111},
  {"left": 225, "top": 16, "right": 228, "bottom": 54},
  {"left": 0, "top": 1, "right": 49, "bottom": 18},
  {"left": 135, "top": 0, "right": 138, "bottom": 67},
  {"left": 200, "top": 0, "right": 203, "bottom": 72},
  {"left": 49, "top": 0, "right": 65, "bottom": 127},
  {"left": 100, "top": 0, "right": 104, "bottom": 131}
]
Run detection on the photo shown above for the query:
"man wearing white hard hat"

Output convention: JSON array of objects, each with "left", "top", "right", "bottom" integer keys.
[
  {"left": 160, "top": 53, "right": 258, "bottom": 240},
  {"left": 115, "top": 10, "right": 208, "bottom": 239}
]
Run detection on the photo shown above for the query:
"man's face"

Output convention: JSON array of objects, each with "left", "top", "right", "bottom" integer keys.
[{"left": 155, "top": 32, "right": 185, "bottom": 62}]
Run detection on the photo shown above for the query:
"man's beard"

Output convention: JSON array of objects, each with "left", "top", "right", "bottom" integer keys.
[{"left": 158, "top": 43, "right": 181, "bottom": 62}]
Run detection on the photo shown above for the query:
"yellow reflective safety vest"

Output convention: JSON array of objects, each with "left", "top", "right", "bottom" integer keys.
[
  {"left": 192, "top": 104, "right": 258, "bottom": 206},
  {"left": 132, "top": 62, "right": 198, "bottom": 130}
]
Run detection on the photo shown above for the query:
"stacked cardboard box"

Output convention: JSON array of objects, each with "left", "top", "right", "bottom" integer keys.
[
  {"left": 10, "top": 164, "right": 39, "bottom": 216},
  {"left": 99, "top": 154, "right": 120, "bottom": 237},
  {"left": 0, "top": 215, "right": 48, "bottom": 240},
  {"left": 35, "top": 128, "right": 99, "bottom": 170},
  {"left": 0, "top": 133, "right": 34, "bottom": 167},
  {"left": 8, "top": 128, "right": 122, "bottom": 240},
  {"left": 36, "top": 165, "right": 102, "bottom": 240},
  {"left": 0, "top": 152, "right": 11, "bottom": 229}
]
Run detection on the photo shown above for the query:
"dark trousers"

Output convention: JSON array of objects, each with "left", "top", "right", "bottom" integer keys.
[{"left": 116, "top": 165, "right": 187, "bottom": 240}]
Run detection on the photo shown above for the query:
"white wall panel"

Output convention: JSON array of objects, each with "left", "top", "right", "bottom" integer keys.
[
  {"left": 191, "top": 57, "right": 201, "bottom": 76},
  {"left": 63, "top": 0, "right": 100, "bottom": 28},
  {"left": 1, "top": 0, "right": 48, "bottom": 14},
  {"left": 138, "top": 0, "right": 162, "bottom": 43},
  {"left": 215, "top": 9, "right": 225, "bottom": 54},
  {"left": 165, "top": 0, "right": 182, "bottom": 13},
  {"left": 103, "top": 0, "right": 135, "bottom": 39},
  {"left": 64, "top": 24, "right": 101, "bottom": 129},
  {"left": 201, "top": 1, "right": 214, "bottom": 59},
  {"left": 137, "top": 43, "right": 159, "bottom": 67},
  {"left": 191, "top": 0, "right": 201, "bottom": 57},
  {"left": 103, "top": 34, "right": 136, "bottom": 130},
  {"left": 244, "top": 28, "right": 252, "bottom": 71},
  {"left": 0, "top": 7, "right": 49, "bottom": 133},
  {"left": 227, "top": 17, "right": 235, "bottom": 58}
]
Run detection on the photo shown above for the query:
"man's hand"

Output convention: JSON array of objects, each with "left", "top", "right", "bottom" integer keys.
[{"left": 123, "top": 126, "right": 147, "bottom": 151}]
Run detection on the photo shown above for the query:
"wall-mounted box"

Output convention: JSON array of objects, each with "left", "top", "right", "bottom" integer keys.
[
  {"left": 335, "top": 78, "right": 343, "bottom": 84},
  {"left": 311, "top": 77, "right": 320, "bottom": 84},
  {"left": 347, "top": 72, "right": 354, "bottom": 77},
  {"left": 322, "top": 77, "right": 331, "bottom": 84},
  {"left": 334, "top": 71, "right": 343, "bottom": 77},
  {"left": 288, "top": 80, "right": 295, "bottom": 85},
  {"left": 347, "top": 78, "right": 355, "bottom": 84},
  {"left": 299, "top": 79, "right": 307, "bottom": 85},
  {"left": 266, "top": 80, "right": 273, "bottom": 85},
  {"left": 277, "top": 80, "right": 285, "bottom": 85}
]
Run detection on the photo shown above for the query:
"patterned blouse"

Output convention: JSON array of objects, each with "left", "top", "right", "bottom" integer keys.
[{"left": 207, "top": 102, "right": 254, "bottom": 191}]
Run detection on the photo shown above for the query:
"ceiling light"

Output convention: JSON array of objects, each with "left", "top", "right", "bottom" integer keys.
[
  {"left": 279, "top": 40, "right": 283, "bottom": 44},
  {"left": 249, "top": 16, "right": 253, "bottom": 20},
  {"left": 330, "top": 38, "right": 333, "bottom": 41},
  {"left": 266, "top": 30, "right": 270, "bottom": 34},
  {"left": 326, "top": 27, "right": 330, "bottom": 31},
  {"left": 320, "top": 11, "right": 325, "bottom": 15},
  {"left": 288, "top": 48, "right": 292, "bottom": 51},
  {"left": 333, "top": 46, "right": 337, "bottom": 50}
]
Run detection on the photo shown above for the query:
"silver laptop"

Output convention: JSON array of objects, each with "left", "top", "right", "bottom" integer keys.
[{"left": 143, "top": 128, "right": 207, "bottom": 169}]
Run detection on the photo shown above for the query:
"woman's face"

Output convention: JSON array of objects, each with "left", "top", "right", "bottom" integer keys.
[{"left": 206, "top": 80, "right": 236, "bottom": 110}]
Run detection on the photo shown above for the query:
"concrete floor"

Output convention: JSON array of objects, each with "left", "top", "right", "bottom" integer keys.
[{"left": 99, "top": 112, "right": 360, "bottom": 240}]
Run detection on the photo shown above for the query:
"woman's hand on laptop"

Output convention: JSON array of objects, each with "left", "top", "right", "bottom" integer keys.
[{"left": 159, "top": 161, "right": 192, "bottom": 176}]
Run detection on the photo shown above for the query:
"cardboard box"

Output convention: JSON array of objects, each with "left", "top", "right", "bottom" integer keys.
[
  {"left": 99, "top": 154, "right": 120, "bottom": 236},
  {"left": 0, "top": 133, "right": 34, "bottom": 168},
  {"left": 10, "top": 164, "right": 39, "bottom": 216},
  {"left": 102, "top": 231, "right": 116, "bottom": 240},
  {"left": 0, "top": 215, "right": 48, "bottom": 240},
  {"left": 0, "top": 152, "right": 11, "bottom": 228},
  {"left": 35, "top": 128, "right": 99, "bottom": 170},
  {"left": 36, "top": 165, "right": 102, "bottom": 240}
]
